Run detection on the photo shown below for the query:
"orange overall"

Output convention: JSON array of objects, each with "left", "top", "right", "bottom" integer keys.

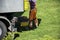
[
  {"left": 29, "top": 0, "right": 37, "bottom": 20},
  {"left": 29, "top": 0, "right": 38, "bottom": 28}
]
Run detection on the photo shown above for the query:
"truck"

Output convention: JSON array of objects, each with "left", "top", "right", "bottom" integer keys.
[{"left": 0, "top": 0, "right": 24, "bottom": 40}]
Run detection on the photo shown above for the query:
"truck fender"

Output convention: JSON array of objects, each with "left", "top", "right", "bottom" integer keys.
[{"left": 0, "top": 16, "right": 12, "bottom": 31}]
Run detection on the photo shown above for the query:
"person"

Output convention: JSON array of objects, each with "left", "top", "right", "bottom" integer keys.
[{"left": 29, "top": 0, "right": 38, "bottom": 28}]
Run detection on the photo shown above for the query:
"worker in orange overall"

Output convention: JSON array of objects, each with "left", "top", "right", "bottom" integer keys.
[{"left": 29, "top": 0, "right": 38, "bottom": 28}]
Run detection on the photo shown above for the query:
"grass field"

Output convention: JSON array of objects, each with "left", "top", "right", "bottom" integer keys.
[{"left": 3, "top": 0, "right": 60, "bottom": 40}]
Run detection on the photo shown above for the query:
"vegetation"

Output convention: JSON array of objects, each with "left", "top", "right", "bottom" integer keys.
[{"left": 3, "top": 0, "right": 60, "bottom": 40}]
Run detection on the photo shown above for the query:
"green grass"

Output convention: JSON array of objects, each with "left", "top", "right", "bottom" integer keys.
[{"left": 3, "top": 0, "right": 60, "bottom": 40}]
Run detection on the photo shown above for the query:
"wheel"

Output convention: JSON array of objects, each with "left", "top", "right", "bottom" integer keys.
[{"left": 0, "top": 21, "right": 7, "bottom": 40}]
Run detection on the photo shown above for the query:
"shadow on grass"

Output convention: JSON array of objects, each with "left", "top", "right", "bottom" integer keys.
[
  {"left": 38, "top": 18, "right": 41, "bottom": 26},
  {"left": 13, "top": 17, "right": 41, "bottom": 40},
  {"left": 13, "top": 34, "right": 19, "bottom": 40},
  {"left": 16, "top": 17, "right": 41, "bottom": 32}
]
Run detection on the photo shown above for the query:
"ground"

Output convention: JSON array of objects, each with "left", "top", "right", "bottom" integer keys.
[{"left": 3, "top": 0, "right": 60, "bottom": 40}]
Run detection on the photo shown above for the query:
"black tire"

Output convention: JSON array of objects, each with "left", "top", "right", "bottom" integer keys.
[{"left": 0, "top": 21, "right": 7, "bottom": 40}]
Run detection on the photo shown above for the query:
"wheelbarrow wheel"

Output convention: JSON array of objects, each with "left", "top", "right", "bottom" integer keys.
[{"left": 0, "top": 21, "right": 7, "bottom": 40}]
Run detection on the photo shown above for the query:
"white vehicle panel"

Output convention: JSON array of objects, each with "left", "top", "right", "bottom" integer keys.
[{"left": 0, "top": 0, "right": 24, "bottom": 13}]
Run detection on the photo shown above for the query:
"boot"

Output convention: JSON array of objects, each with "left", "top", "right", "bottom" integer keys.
[
  {"left": 29, "top": 20, "right": 33, "bottom": 28},
  {"left": 34, "top": 19, "right": 38, "bottom": 27}
]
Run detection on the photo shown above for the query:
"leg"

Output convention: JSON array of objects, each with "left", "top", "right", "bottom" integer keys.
[
  {"left": 29, "top": 10, "right": 34, "bottom": 28},
  {"left": 33, "top": 8, "right": 38, "bottom": 27},
  {"left": 29, "top": 0, "right": 38, "bottom": 28},
  {"left": 29, "top": 8, "right": 38, "bottom": 28}
]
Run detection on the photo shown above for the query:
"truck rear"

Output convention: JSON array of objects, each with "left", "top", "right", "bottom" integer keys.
[{"left": 0, "top": 0, "right": 24, "bottom": 40}]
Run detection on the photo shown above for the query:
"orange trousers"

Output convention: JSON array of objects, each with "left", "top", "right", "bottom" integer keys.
[{"left": 29, "top": 8, "right": 37, "bottom": 21}]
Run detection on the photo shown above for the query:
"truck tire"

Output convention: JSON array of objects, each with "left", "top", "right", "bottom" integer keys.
[{"left": 0, "top": 21, "right": 7, "bottom": 40}]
